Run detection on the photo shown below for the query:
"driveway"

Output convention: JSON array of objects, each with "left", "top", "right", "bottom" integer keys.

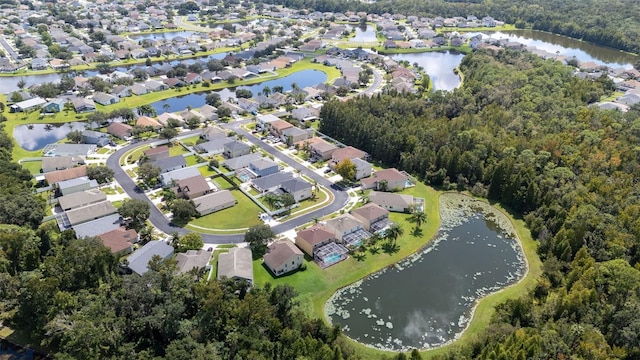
[{"left": 107, "top": 129, "right": 349, "bottom": 244}]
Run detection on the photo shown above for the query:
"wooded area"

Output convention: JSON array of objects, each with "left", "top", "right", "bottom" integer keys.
[
  {"left": 261, "top": 0, "right": 640, "bottom": 55},
  {"left": 320, "top": 49, "right": 640, "bottom": 358}
]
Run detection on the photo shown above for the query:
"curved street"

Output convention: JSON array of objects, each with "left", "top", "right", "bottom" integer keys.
[{"left": 107, "top": 127, "right": 350, "bottom": 244}]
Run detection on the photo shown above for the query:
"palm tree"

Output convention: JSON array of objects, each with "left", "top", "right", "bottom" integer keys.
[
  {"left": 163, "top": 102, "right": 170, "bottom": 112},
  {"left": 17, "top": 78, "right": 26, "bottom": 90},
  {"left": 409, "top": 210, "right": 427, "bottom": 229},
  {"left": 385, "top": 224, "right": 404, "bottom": 247},
  {"left": 262, "top": 85, "right": 271, "bottom": 97},
  {"left": 378, "top": 179, "right": 389, "bottom": 192},
  {"left": 263, "top": 193, "right": 280, "bottom": 210}
]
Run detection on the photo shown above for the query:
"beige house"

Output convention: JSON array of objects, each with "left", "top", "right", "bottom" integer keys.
[
  {"left": 295, "top": 224, "right": 336, "bottom": 257},
  {"left": 360, "top": 168, "right": 408, "bottom": 191},
  {"left": 217, "top": 248, "right": 254, "bottom": 285},
  {"left": 325, "top": 214, "right": 364, "bottom": 241},
  {"left": 351, "top": 202, "right": 390, "bottom": 231},
  {"left": 263, "top": 240, "right": 304, "bottom": 276},
  {"left": 192, "top": 190, "right": 237, "bottom": 216}
]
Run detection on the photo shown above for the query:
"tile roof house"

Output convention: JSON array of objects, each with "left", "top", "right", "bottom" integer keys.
[
  {"left": 295, "top": 224, "right": 336, "bottom": 257},
  {"left": 176, "top": 249, "right": 212, "bottom": 273},
  {"left": 72, "top": 213, "right": 122, "bottom": 239},
  {"left": 41, "top": 156, "right": 84, "bottom": 173},
  {"left": 127, "top": 241, "right": 174, "bottom": 276},
  {"left": 192, "top": 190, "right": 237, "bottom": 216},
  {"left": 263, "top": 240, "right": 304, "bottom": 276},
  {"left": 350, "top": 202, "right": 390, "bottom": 231},
  {"left": 143, "top": 145, "right": 170, "bottom": 160},
  {"left": 268, "top": 119, "right": 293, "bottom": 137},
  {"left": 174, "top": 175, "right": 212, "bottom": 199},
  {"left": 360, "top": 168, "right": 408, "bottom": 191},
  {"left": 57, "top": 189, "right": 106, "bottom": 211},
  {"left": 44, "top": 165, "right": 88, "bottom": 185},
  {"left": 107, "top": 122, "right": 133, "bottom": 139},
  {"left": 217, "top": 247, "right": 253, "bottom": 285},
  {"left": 369, "top": 191, "right": 417, "bottom": 213},
  {"left": 325, "top": 214, "right": 365, "bottom": 241},
  {"left": 99, "top": 227, "right": 138, "bottom": 255},
  {"left": 281, "top": 126, "right": 310, "bottom": 145},
  {"left": 157, "top": 112, "right": 185, "bottom": 127},
  {"left": 136, "top": 116, "right": 162, "bottom": 129},
  {"left": 154, "top": 155, "right": 187, "bottom": 173},
  {"left": 330, "top": 146, "right": 367, "bottom": 166}
]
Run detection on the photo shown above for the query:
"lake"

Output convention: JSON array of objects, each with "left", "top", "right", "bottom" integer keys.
[
  {"left": 325, "top": 194, "right": 526, "bottom": 352},
  {"left": 483, "top": 30, "right": 637, "bottom": 69},
  {"left": 391, "top": 52, "right": 465, "bottom": 91},
  {"left": 129, "top": 31, "right": 196, "bottom": 42},
  {"left": 350, "top": 25, "right": 378, "bottom": 43},
  {"left": 13, "top": 121, "right": 87, "bottom": 151},
  {"left": 150, "top": 69, "right": 328, "bottom": 113}
]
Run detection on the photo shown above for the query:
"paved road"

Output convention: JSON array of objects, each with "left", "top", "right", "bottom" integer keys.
[
  {"left": 173, "top": 16, "right": 211, "bottom": 33},
  {"left": 107, "top": 127, "right": 349, "bottom": 244},
  {"left": 0, "top": 35, "right": 19, "bottom": 62},
  {"left": 361, "top": 67, "right": 383, "bottom": 96}
]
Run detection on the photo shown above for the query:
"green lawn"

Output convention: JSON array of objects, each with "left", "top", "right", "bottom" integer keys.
[
  {"left": 186, "top": 190, "right": 262, "bottom": 231},
  {"left": 168, "top": 144, "right": 189, "bottom": 157},
  {"left": 185, "top": 155, "right": 203, "bottom": 166},
  {"left": 180, "top": 135, "right": 201, "bottom": 146},
  {"left": 20, "top": 160, "right": 42, "bottom": 175},
  {"left": 199, "top": 166, "right": 218, "bottom": 177},
  {"left": 212, "top": 176, "right": 234, "bottom": 190},
  {"left": 122, "top": 145, "right": 151, "bottom": 165}
]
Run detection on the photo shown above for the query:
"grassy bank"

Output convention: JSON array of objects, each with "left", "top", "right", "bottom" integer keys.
[{"left": 376, "top": 44, "right": 472, "bottom": 55}]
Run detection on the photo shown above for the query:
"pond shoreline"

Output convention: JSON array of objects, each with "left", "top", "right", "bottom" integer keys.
[{"left": 324, "top": 192, "right": 529, "bottom": 353}]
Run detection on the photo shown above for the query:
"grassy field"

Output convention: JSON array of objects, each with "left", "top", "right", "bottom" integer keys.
[
  {"left": 198, "top": 166, "right": 218, "bottom": 177},
  {"left": 180, "top": 135, "right": 201, "bottom": 146},
  {"left": 19, "top": 160, "right": 42, "bottom": 175},
  {"left": 212, "top": 176, "right": 234, "bottom": 190},
  {"left": 168, "top": 144, "right": 189, "bottom": 157},
  {"left": 186, "top": 189, "right": 262, "bottom": 231}
]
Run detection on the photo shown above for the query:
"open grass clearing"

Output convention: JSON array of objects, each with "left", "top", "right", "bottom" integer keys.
[
  {"left": 186, "top": 189, "right": 262, "bottom": 231},
  {"left": 20, "top": 160, "right": 42, "bottom": 175}
]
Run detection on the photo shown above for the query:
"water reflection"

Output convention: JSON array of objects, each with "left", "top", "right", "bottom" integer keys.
[
  {"left": 13, "top": 121, "right": 86, "bottom": 151},
  {"left": 392, "top": 52, "right": 465, "bottom": 91}
]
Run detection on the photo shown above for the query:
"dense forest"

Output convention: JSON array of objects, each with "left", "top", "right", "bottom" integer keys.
[
  {"left": 260, "top": 0, "right": 640, "bottom": 55},
  {"left": 320, "top": 49, "right": 640, "bottom": 358}
]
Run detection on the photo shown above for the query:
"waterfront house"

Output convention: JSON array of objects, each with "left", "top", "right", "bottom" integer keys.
[{"left": 263, "top": 240, "right": 304, "bottom": 276}]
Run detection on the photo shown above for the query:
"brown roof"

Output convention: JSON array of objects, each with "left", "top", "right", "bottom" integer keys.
[
  {"left": 175, "top": 175, "right": 210, "bottom": 198},
  {"left": 270, "top": 119, "right": 293, "bottom": 131},
  {"left": 264, "top": 240, "right": 303, "bottom": 270},
  {"left": 351, "top": 202, "right": 389, "bottom": 222},
  {"left": 294, "top": 136, "right": 324, "bottom": 148},
  {"left": 136, "top": 116, "right": 162, "bottom": 128},
  {"left": 372, "top": 168, "right": 407, "bottom": 182},
  {"left": 332, "top": 146, "right": 366, "bottom": 162},
  {"left": 99, "top": 227, "right": 137, "bottom": 253},
  {"left": 296, "top": 224, "right": 335, "bottom": 246},
  {"left": 107, "top": 122, "right": 133, "bottom": 138},
  {"left": 144, "top": 145, "right": 169, "bottom": 156},
  {"left": 44, "top": 165, "right": 88, "bottom": 184}
]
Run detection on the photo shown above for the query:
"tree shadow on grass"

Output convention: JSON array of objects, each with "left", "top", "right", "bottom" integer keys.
[
  {"left": 381, "top": 242, "right": 400, "bottom": 254},
  {"left": 412, "top": 227, "right": 423, "bottom": 237}
]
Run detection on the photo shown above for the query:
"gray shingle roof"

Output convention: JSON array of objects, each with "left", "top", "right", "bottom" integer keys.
[{"left": 127, "top": 241, "right": 174, "bottom": 276}]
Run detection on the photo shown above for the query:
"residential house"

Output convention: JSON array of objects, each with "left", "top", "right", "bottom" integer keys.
[
  {"left": 176, "top": 250, "right": 212, "bottom": 273},
  {"left": 157, "top": 112, "right": 185, "bottom": 127},
  {"left": 31, "top": 58, "right": 48, "bottom": 70},
  {"left": 263, "top": 240, "right": 304, "bottom": 276},
  {"left": 310, "top": 138, "right": 338, "bottom": 160},
  {"left": 98, "top": 227, "right": 138, "bottom": 255},
  {"left": 136, "top": 116, "right": 162, "bottom": 129},
  {"left": 64, "top": 201, "right": 117, "bottom": 227},
  {"left": 330, "top": 146, "right": 367, "bottom": 167},
  {"left": 127, "top": 241, "right": 174, "bottom": 276},
  {"left": 295, "top": 224, "right": 336, "bottom": 257},
  {"left": 369, "top": 191, "right": 418, "bottom": 213},
  {"left": 42, "top": 144, "right": 97, "bottom": 157},
  {"left": 217, "top": 247, "right": 253, "bottom": 285},
  {"left": 198, "top": 105, "right": 219, "bottom": 122},
  {"left": 251, "top": 172, "right": 294, "bottom": 193},
  {"left": 144, "top": 145, "right": 170, "bottom": 160},
  {"left": 93, "top": 92, "right": 120, "bottom": 106},
  {"left": 256, "top": 114, "right": 282, "bottom": 129},
  {"left": 57, "top": 189, "right": 106, "bottom": 211},
  {"left": 192, "top": 190, "right": 237, "bottom": 216},
  {"left": 131, "top": 83, "right": 149, "bottom": 95},
  {"left": 107, "top": 122, "right": 133, "bottom": 139},
  {"left": 223, "top": 141, "right": 251, "bottom": 159},
  {"left": 269, "top": 120, "right": 293, "bottom": 137},
  {"left": 351, "top": 157, "right": 372, "bottom": 180},
  {"left": 174, "top": 175, "right": 212, "bottom": 199},
  {"left": 237, "top": 98, "right": 258, "bottom": 113},
  {"left": 9, "top": 97, "right": 47, "bottom": 112},
  {"left": 201, "top": 126, "right": 226, "bottom": 141},
  {"left": 144, "top": 79, "right": 169, "bottom": 92},
  {"left": 325, "top": 214, "right": 365, "bottom": 242},
  {"left": 281, "top": 126, "right": 310, "bottom": 145},
  {"left": 41, "top": 156, "right": 84, "bottom": 173},
  {"left": 163, "top": 78, "right": 185, "bottom": 88},
  {"left": 281, "top": 178, "right": 313, "bottom": 202},
  {"left": 248, "top": 158, "right": 279, "bottom": 178},
  {"left": 194, "top": 137, "right": 234, "bottom": 156},
  {"left": 184, "top": 72, "right": 203, "bottom": 84},
  {"left": 154, "top": 155, "right": 187, "bottom": 173},
  {"left": 222, "top": 153, "right": 263, "bottom": 171},
  {"left": 82, "top": 130, "right": 111, "bottom": 147},
  {"left": 56, "top": 176, "right": 99, "bottom": 196},
  {"left": 72, "top": 98, "right": 96, "bottom": 113},
  {"left": 291, "top": 106, "right": 319, "bottom": 122},
  {"left": 350, "top": 202, "right": 391, "bottom": 232},
  {"left": 72, "top": 214, "right": 122, "bottom": 239},
  {"left": 42, "top": 98, "right": 67, "bottom": 113},
  {"left": 44, "top": 165, "right": 88, "bottom": 185},
  {"left": 112, "top": 85, "right": 131, "bottom": 98},
  {"left": 160, "top": 167, "right": 202, "bottom": 186},
  {"left": 360, "top": 168, "right": 408, "bottom": 191}
]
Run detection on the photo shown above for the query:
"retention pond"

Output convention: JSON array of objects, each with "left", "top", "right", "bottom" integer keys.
[{"left": 325, "top": 193, "right": 527, "bottom": 351}]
